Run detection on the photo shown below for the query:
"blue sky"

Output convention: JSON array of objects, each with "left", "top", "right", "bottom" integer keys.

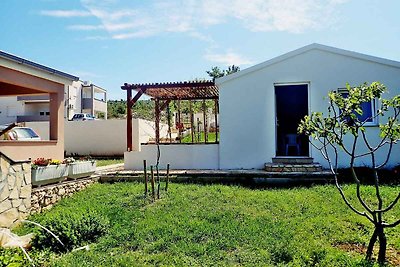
[{"left": 1, "top": 0, "right": 399, "bottom": 100}]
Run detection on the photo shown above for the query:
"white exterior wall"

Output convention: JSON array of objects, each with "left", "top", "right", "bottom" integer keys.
[
  {"left": 0, "top": 96, "right": 24, "bottom": 124},
  {"left": 26, "top": 119, "right": 170, "bottom": 156},
  {"left": 124, "top": 144, "right": 219, "bottom": 170},
  {"left": 217, "top": 49, "right": 400, "bottom": 169}
]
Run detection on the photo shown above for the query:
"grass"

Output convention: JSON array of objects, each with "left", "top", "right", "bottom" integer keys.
[
  {"left": 181, "top": 132, "right": 217, "bottom": 143},
  {"left": 19, "top": 183, "right": 400, "bottom": 266},
  {"left": 95, "top": 158, "right": 124, "bottom": 167}
]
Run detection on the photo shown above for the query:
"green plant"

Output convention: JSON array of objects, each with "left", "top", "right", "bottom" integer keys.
[
  {"left": 32, "top": 210, "right": 109, "bottom": 252},
  {"left": 298, "top": 81, "right": 400, "bottom": 264},
  {"left": 0, "top": 248, "right": 28, "bottom": 267}
]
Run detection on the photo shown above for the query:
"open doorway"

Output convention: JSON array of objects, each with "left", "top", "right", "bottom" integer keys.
[{"left": 275, "top": 84, "right": 309, "bottom": 156}]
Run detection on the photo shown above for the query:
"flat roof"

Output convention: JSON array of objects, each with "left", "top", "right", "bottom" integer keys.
[{"left": 0, "top": 50, "right": 79, "bottom": 81}]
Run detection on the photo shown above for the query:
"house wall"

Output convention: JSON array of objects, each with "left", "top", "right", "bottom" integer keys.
[
  {"left": 0, "top": 96, "right": 24, "bottom": 125},
  {"left": 217, "top": 49, "right": 400, "bottom": 169},
  {"left": 124, "top": 144, "right": 219, "bottom": 170}
]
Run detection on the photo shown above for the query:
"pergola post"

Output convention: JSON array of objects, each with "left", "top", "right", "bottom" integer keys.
[
  {"left": 214, "top": 99, "right": 219, "bottom": 143},
  {"left": 126, "top": 88, "right": 132, "bottom": 151},
  {"left": 190, "top": 100, "right": 194, "bottom": 143},
  {"left": 177, "top": 100, "right": 181, "bottom": 143},
  {"left": 122, "top": 84, "right": 146, "bottom": 151},
  {"left": 203, "top": 99, "right": 207, "bottom": 143},
  {"left": 155, "top": 98, "right": 160, "bottom": 144},
  {"left": 167, "top": 104, "right": 172, "bottom": 143}
]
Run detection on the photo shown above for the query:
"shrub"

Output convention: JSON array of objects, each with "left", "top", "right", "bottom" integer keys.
[
  {"left": 0, "top": 248, "right": 28, "bottom": 267},
  {"left": 32, "top": 210, "right": 110, "bottom": 252}
]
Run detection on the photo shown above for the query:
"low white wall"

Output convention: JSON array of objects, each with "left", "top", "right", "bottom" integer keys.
[
  {"left": 26, "top": 119, "right": 171, "bottom": 156},
  {"left": 124, "top": 144, "right": 219, "bottom": 170}
]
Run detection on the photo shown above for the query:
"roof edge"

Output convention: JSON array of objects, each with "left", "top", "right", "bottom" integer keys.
[
  {"left": 216, "top": 43, "right": 400, "bottom": 85},
  {"left": 0, "top": 50, "right": 79, "bottom": 81}
]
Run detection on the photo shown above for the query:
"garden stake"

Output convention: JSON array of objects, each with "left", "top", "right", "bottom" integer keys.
[
  {"left": 165, "top": 163, "right": 170, "bottom": 192},
  {"left": 143, "top": 160, "right": 148, "bottom": 195},
  {"left": 150, "top": 166, "right": 155, "bottom": 201}
]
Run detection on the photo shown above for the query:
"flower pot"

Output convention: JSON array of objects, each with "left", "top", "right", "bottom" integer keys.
[
  {"left": 68, "top": 161, "right": 96, "bottom": 179},
  {"left": 31, "top": 164, "right": 68, "bottom": 186}
]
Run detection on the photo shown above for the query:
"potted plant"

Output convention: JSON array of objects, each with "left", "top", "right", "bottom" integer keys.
[
  {"left": 66, "top": 157, "right": 97, "bottom": 179},
  {"left": 31, "top": 158, "right": 68, "bottom": 186}
]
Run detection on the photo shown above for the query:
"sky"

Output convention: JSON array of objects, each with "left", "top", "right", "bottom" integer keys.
[{"left": 0, "top": 0, "right": 399, "bottom": 100}]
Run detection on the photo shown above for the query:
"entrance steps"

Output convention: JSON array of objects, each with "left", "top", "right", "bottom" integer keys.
[{"left": 264, "top": 157, "right": 332, "bottom": 181}]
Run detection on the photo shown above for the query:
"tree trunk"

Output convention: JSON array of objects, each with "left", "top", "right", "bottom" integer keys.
[
  {"left": 377, "top": 227, "right": 387, "bottom": 264},
  {"left": 366, "top": 227, "right": 378, "bottom": 261}
]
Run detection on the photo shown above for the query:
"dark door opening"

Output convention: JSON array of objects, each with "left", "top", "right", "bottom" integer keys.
[{"left": 275, "top": 84, "right": 309, "bottom": 156}]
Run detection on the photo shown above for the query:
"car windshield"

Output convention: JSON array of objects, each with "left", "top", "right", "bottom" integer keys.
[{"left": 13, "top": 128, "right": 39, "bottom": 138}]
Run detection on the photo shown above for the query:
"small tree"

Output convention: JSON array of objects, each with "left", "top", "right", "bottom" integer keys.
[
  {"left": 298, "top": 82, "right": 400, "bottom": 264},
  {"left": 206, "top": 65, "right": 240, "bottom": 80}
]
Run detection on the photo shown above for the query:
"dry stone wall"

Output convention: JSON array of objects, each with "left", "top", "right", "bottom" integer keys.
[
  {"left": 0, "top": 154, "right": 31, "bottom": 228},
  {"left": 31, "top": 177, "right": 98, "bottom": 213}
]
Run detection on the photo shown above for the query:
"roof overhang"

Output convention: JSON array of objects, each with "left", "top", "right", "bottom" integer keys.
[{"left": 0, "top": 50, "right": 79, "bottom": 82}]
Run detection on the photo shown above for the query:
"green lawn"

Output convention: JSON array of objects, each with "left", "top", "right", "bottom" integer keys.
[
  {"left": 181, "top": 132, "right": 217, "bottom": 143},
  {"left": 95, "top": 158, "right": 124, "bottom": 167},
  {"left": 14, "top": 183, "right": 400, "bottom": 266}
]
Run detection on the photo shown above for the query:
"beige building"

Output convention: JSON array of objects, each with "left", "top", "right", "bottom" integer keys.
[
  {"left": 0, "top": 79, "right": 107, "bottom": 125},
  {"left": 0, "top": 50, "right": 78, "bottom": 161}
]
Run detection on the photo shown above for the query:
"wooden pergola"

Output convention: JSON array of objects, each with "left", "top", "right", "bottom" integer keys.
[{"left": 121, "top": 80, "right": 219, "bottom": 151}]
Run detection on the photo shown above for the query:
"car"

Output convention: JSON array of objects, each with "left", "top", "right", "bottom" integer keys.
[
  {"left": 71, "top": 113, "right": 96, "bottom": 121},
  {"left": 0, "top": 126, "right": 41, "bottom": 141}
]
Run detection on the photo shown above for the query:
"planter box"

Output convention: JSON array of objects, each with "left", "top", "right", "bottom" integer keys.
[
  {"left": 68, "top": 161, "right": 96, "bottom": 179},
  {"left": 31, "top": 164, "right": 68, "bottom": 186}
]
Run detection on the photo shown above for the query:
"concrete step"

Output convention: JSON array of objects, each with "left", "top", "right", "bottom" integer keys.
[
  {"left": 272, "top": 157, "right": 314, "bottom": 164},
  {"left": 265, "top": 163, "right": 323, "bottom": 172}
]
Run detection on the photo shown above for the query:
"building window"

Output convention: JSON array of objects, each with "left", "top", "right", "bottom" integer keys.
[
  {"left": 338, "top": 89, "right": 377, "bottom": 126},
  {"left": 40, "top": 111, "right": 45, "bottom": 116}
]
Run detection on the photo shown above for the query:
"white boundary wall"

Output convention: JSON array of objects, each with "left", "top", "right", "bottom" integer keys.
[
  {"left": 124, "top": 144, "right": 219, "bottom": 170},
  {"left": 26, "top": 119, "right": 170, "bottom": 156}
]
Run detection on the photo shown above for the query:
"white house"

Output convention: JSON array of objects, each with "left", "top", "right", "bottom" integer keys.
[{"left": 216, "top": 43, "right": 400, "bottom": 169}]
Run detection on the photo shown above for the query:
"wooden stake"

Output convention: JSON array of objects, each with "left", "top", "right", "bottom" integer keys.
[
  {"left": 165, "top": 163, "right": 170, "bottom": 192},
  {"left": 144, "top": 160, "right": 148, "bottom": 195},
  {"left": 150, "top": 166, "right": 155, "bottom": 201}
]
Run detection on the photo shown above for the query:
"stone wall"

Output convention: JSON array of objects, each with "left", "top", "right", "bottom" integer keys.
[
  {"left": 31, "top": 177, "right": 98, "bottom": 213},
  {"left": 0, "top": 153, "right": 31, "bottom": 228}
]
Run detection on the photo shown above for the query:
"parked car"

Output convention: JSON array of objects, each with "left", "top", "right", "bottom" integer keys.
[
  {"left": 0, "top": 126, "right": 41, "bottom": 141},
  {"left": 71, "top": 113, "right": 96, "bottom": 121}
]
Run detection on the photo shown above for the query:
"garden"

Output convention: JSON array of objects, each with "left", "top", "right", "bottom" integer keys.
[{"left": 1, "top": 182, "right": 399, "bottom": 266}]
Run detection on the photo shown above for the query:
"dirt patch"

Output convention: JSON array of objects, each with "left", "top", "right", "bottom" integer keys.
[{"left": 334, "top": 242, "right": 400, "bottom": 266}]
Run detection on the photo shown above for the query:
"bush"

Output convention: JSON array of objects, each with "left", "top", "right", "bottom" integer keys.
[
  {"left": 0, "top": 248, "right": 28, "bottom": 267},
  {"left": 32, "top": 210, "right": 109, "bottom": 252}
]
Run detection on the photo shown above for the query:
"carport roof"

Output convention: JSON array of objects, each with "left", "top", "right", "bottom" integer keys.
[{"left": 0, "top": 50, "right": 79, "bottom": 81}]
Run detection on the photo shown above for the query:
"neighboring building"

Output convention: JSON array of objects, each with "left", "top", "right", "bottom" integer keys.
[
  {"left": 0, "top": 50, "right": 78, "bottom": 161},
  {"left": 0, "top": 79, "right": 107, "bottom": 125},
  {"left": 216, "top": 43, "right": 400, "bottom": 169},
  {"left": 66, "top": 81, "right": 107, "bottom": 120}
]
